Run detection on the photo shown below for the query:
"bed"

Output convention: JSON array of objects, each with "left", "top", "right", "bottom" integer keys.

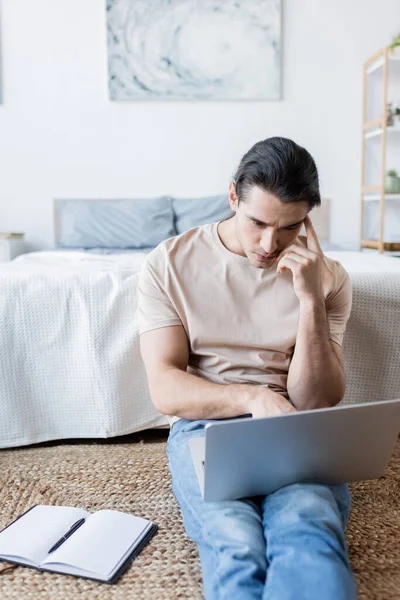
[
  {"left": 0, "top": 248, "right": 166, "bottom": 449},
  {"left": 0, "top": 198, "right": 399, "bottom": 448}
]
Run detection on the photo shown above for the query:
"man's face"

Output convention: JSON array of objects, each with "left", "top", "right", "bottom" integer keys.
[{"left": 229, "top": 183, "right": 310, "bottom": 269}]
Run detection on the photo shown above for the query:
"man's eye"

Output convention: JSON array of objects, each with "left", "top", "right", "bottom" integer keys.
[{"left": 285, "top": 225, "right": 300, "bottom": 231}]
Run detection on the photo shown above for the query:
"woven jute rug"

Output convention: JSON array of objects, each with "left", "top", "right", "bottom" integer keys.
[{"left": 0, "top": 432, "right": 399, "bottom": 600}]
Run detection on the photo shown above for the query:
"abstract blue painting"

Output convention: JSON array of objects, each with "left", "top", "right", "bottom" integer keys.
[{"left": 107, "top": 0, "right": 282, "bottom": 101}]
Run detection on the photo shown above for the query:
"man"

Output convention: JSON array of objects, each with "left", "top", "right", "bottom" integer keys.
[{"left": 138, "top": 137, "right": 356, "bottom": 599}]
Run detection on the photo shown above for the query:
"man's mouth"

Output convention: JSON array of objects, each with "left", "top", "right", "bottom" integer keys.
[{"left": 255, "top": 252, "right": 279, "bottom": 262}]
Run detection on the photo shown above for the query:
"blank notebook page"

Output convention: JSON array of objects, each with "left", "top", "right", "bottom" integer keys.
[
  {"left": 42, "top": 509, "right": 150, "bottom": 576},
  {"left": 0, "top": 506, "right": 91, "bottom": 565}
]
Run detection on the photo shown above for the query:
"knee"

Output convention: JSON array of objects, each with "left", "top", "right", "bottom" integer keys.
[
  {"left": 264, "top": 483, "right": 349, "bottom": 531},
  {"left": 203, "top": 503, "right": 266, "bottom": 560}
]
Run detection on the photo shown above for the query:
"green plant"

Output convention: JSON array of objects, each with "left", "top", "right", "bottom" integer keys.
[
  {"left": 389, "top": 32, "right": 400, "bottom": 53},
  {"left": 395, "top": 107, "right": 400, "bottom": 116},
  {"left": 387, "top": 169, "right": 398, "bottom": 177}
]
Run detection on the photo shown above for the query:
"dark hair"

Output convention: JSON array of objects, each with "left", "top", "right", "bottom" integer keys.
[{"left": 233, "top": 137, "right": 321, "bottom": 210}]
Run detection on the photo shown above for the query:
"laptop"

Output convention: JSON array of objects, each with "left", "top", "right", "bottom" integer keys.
[{"left": 188, "top": 399, "right": 400, "bottom": 502}]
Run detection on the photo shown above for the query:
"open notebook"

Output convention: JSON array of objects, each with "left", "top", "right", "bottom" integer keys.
[{"left": 0, "top": 505, "right": 157, "bottom": 584}]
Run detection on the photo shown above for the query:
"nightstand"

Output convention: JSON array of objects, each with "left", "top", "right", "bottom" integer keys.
[{"left": 0, "top": 233, "right": 25, "bottom": 262}]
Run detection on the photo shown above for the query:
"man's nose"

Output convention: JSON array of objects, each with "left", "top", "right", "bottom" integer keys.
[{"left": 260, "top": 229, "right": 279, "bottom": 254}]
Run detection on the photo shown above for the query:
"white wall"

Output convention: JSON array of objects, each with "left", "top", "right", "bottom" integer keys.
[{"left": 0, "top": 0, "right": 399, "bottom": 251}]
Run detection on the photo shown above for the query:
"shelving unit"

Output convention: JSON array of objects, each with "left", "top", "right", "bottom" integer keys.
[
  {"left": 364, "top": 124, "right": 400, "bottom": 139},
  {"left": 361, "top": 47, "right": 400, "bottom": 253}
]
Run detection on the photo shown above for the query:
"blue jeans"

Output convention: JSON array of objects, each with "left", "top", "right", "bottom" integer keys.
[{"left": 167, "top": 418, "right": 357, "bottom": 600}]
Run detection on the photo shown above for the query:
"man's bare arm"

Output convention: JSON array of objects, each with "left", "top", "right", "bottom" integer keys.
[
  {"left": 287, "top": 299, "right": 345, "bottom": 410},
  {"left": 140, "top": 325, "right": 295, "bottom": 420},
  {"left": 278, "top": 217, "right": 347, "bottom": 410}
]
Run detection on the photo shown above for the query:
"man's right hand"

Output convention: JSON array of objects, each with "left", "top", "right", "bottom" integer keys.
[{"left": 246, "top": 386, "right": 297, "bottom": 419}]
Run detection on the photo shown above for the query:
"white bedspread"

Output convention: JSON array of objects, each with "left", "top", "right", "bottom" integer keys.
[
  {"left": 324, "top": 251, "right": 400, "bottom": 273},
  {"left": 0, "top": 249, "right": 399, "bottom": 448},
  {"left": 0, "top": 250, "right": 168, "bottom": 448}
]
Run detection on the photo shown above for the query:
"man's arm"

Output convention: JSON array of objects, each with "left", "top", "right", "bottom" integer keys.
[
  {"left": 140, "top": 325, "right": 296, "bottom": 420},
  {"left": 277, "top": 216, "right": 351, "bottom": 411},
  {"left": 286, "top": 299, "right": 345, "bottom": 410}
]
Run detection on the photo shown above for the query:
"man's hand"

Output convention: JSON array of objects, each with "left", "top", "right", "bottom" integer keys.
[
  {"left": 246, "top": 386, "right": 297, "bottom": 419},
  {"left": 276, "top": 216, "right": 334, "bottom": 303}
]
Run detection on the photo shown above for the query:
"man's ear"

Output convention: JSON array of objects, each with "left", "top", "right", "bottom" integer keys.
[{"left": 228, "top": 182, "right": 239, "bottom": 212}]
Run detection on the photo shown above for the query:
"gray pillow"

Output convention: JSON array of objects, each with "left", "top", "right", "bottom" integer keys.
[
  {"left": 172, "top": 194, "right": 234, "bottom": 234},
  {"left": 57, "top": 198, "right": 175, "bottom": 249}
]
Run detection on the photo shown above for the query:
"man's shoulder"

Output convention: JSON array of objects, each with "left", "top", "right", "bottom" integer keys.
[
  {"left": 140, "top": 223, "right": 216, "bottom": 290},
  {"left": 323, "top": 253, "right": 350, "bottom": 283},
  {"left": 145, "top": 223, "right": 215, "bottom": 267}
]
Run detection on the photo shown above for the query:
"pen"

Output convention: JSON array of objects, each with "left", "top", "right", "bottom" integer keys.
[{"left": 48, "top": 518, "right": 86, "bottom": 554}]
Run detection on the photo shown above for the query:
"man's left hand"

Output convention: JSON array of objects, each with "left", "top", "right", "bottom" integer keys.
[{"left": 276, "top": 216, "right": 334, "bottom": 304}]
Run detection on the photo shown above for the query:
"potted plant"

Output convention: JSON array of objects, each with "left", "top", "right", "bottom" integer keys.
[
  {"left": 385, "top": 169, "right": 400, "bottom": 193},
  {"left": 389, "top": 32, "right": 400, "bottom": 54}
]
